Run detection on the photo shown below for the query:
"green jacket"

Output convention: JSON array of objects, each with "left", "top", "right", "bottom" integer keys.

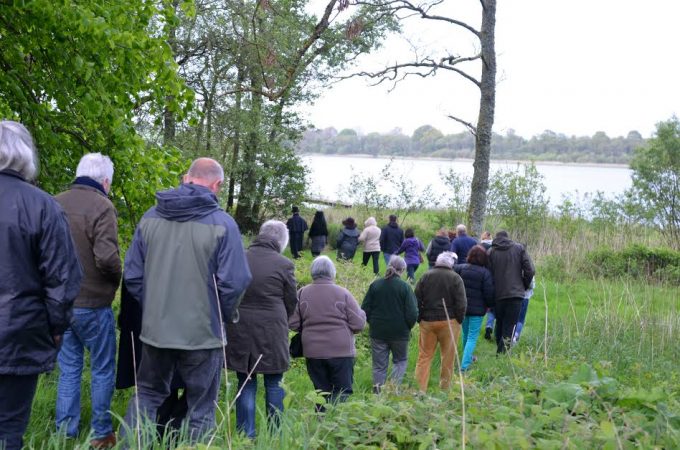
[{"left": 362, "top": 276, "right": 418, "bottom": 340}]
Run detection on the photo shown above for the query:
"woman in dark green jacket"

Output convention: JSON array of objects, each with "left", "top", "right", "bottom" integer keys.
[{"left": 361, "top": 256, "right": 418, "bottom": 393}]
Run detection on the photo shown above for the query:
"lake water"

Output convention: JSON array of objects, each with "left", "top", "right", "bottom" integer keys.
[{"left": 300, "top": 154, "right": 632, "bottom": 207}]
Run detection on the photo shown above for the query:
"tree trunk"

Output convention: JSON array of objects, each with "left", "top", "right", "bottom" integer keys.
[
  {"left": 468, "top": 0, "right": 496, "bottom": 236},
  {"left": 226, "top": 63, "right": 245, "bottom": 211},
  {"left": 163, "top": 0, "right": 180, "bottom": 145}
]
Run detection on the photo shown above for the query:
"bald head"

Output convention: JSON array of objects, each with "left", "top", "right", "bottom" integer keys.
[{"left": 184, "top": 158, "right": 224, "bottom": 193}]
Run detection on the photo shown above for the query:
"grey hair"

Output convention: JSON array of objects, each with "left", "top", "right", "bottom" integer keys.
[
  {"left": 364, "top": 216, "right": 377, "bottom": 227},
  {"left": 456, "top": 224, "right": 467, "bottom": 234},
  {"left": 435, "top": 251, "right": 458, "bottom": 268},
  {"left": 187, "top": 157, "right": 224, "bottom": 182},
  {"left": 385, "top": 255, "right": 406, "bottom": 279},
  {"left": 0, "top": 120, "right": 38, "bottom": 180},
  {"left": 311, "top": 255, "right": 336, "bottom": 280},
  {"left": 76, "top": 153, "right": 114, "bottom": 185},
  {"left": 258, "top": 220, "right": 289, "bottom": 253}
]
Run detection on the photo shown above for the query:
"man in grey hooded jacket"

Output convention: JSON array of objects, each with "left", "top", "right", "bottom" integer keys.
[{"left": 122, "top": 158, "right": 251, "bottom": 443}]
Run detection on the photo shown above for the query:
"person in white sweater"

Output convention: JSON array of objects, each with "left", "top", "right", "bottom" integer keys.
[{"left": 359, "top": 217, "right": 382, "bottom": 275}]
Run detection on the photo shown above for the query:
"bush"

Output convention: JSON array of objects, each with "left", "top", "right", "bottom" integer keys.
[{"left": 583, "top": 244, "right": 680, "bottom": 283}]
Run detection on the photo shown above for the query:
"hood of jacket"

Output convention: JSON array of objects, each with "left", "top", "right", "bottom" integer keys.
[
  {"left": 491, "top": 236, "right": 514, "bottom": 251},
  {"left": 155, "top": 183, "right": 220, "bottom": 222},
  {"left": 249, "top": 235, "right": 281, "bottom": 253},
  {"left": 387, "top": 221, "right": 400, "bottom": 229},
  {"left": 433, "top": 235, "right": 450, "bottom": 246},
  {"left": 342, "top": 227, "right": 360, "bottom": 237}
]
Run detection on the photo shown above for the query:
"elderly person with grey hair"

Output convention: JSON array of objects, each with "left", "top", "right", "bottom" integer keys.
[
  {"left": 361, "top": 256, "right": 418, "bottom": 393},
  {"left": 226, "top": 220, "right": 297, "bottom": 438},
  {"left": 289, "top": 256, "right": 366, "bottom": 409},
  {"left": 414, "top": 252, "right": 467, "bottom": 392},
  {"left": 54, "top": 153, "right": 121, "bottom": 447},
  {"left": 0, "top": 121, "right": 82, "bottom": 450}
]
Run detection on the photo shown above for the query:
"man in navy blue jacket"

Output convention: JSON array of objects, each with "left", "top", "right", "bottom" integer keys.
[
  {"left": 286, "top": 206, "right": 308, "bottom": 259},
  {"left": 450, "top": 224, "right": 478, "bottom": 264},
  {"left": 0, "top": 121, "right": 82, "bottom": 450}
]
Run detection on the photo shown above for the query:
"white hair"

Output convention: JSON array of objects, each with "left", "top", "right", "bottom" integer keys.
[
  {"left": 76, "top": 153, "right": 114, "bottom": 185},
  {"left": 435, "top": 251, "right": 458, "bottom": 268},
  {"left": 0, "top": 120, "right": 38, "bottom": 180},
  {"left": 311, "top": 255, "right": 336, "bottom": 280},
  {"left": 456, "top": 224, "right": 467, "bottom": 234},
  {"left": 259, "top": 220, "right": 289, "bottom": 253},
  {"left": 364, "top": 217, "right": 377, "bottom": 227}
]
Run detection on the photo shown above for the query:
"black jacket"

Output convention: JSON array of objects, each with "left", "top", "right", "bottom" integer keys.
[
  {"left": 0, "top": 170, "right": 82, "bottom": 375},
  {"left": 487, "top": 236, "right": 535, "bottom": 301},
  {"left": 453, "top": 264, "right": 495, "bottom": 316},
  {"left": 226, "top": 236, "right": 297, "bottom": 373},
  {"left": 286, "top": 213, "right": 308, "bottom": 234},
  {"left": 427, "top": 236, "right": 451, "bottom": 266},
  {"left": 380, "top": 222, "right": 404, "bottom": 254}
]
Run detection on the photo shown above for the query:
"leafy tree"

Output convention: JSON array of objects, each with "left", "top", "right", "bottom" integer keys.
[
  {"left": 628, "top": 117, "right": 680, "bottom": 246},
  {"left": 0, "top": 0, "right": 193, "bottom": 238}
]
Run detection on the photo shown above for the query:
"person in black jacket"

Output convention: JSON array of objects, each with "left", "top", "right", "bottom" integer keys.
[
  {"left": 380, "top": 214, "right": 404, "bottom": 266},
  {"left": 0, "top": 121, "right": 83, "bottom": 450},
  {"left": 286, "top": 206, "right": 308, "bottom": 259},
  {"left": 308, "top": 210, "right": 328, "bottom": 256},
  {"left": 454, "top": 245, "right": 494, "bottom": 371},
  {"left": 425, "top": 228, "right": 451, "bottom": 268},
  {"left": 487, "top": 231, "right": 535, "bottom": 353}
]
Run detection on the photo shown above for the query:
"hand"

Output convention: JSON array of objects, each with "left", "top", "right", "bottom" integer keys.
[{"left": 53, "top": 335, "right": 63, "bottom": 349}]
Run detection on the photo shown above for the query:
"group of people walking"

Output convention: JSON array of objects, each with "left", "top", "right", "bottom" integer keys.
[{"left": 0, "top": 119, "right": 535, "bottom": 449}]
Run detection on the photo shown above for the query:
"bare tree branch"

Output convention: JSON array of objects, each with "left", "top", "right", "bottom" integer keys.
[{"left": 447, "top": 115, "right": 477, "bottom": 136}]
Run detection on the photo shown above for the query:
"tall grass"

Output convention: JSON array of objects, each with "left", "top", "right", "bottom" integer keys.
[{"left": 22, "top": 214, "right": 680, "bottom": 449}]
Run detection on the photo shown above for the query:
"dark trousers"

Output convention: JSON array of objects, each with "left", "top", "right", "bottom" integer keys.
[
  {"left": 305, "top": 357, "right": 354, "bottom": 410},
  {"left": 0, "top": 374, "right": 39, "bottom": 450},
  {"left": 494, "top": 298, "right": 523, "bottom": 353},
  {"left": 122, "top": 344, "right": 222, "bottom": 444},
  {"left": 362, "top": 251, "right": 380, "bottom": 274},
  {"left": 290, "top": 233, "right": 304, "bottom": 258}
]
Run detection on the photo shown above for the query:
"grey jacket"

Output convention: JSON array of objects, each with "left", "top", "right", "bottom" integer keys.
[
  {"left": 289, "top": 278, "right": 366, "bottom": 358},
  {"left": 124, "top": 183, "right": 252, "bottom": 350}
]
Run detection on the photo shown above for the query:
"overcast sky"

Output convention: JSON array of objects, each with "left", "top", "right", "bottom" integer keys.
[{"left": 299, "top": 0, "right": 680, "bottom": 139}]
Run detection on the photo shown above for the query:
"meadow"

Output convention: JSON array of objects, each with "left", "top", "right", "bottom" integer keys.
[{"left": 22, "top": 209, "right": 680, "bottom": 449}]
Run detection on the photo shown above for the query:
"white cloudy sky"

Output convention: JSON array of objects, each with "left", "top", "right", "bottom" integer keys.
[{"left": 299, "top": 0, "right": 680, "bottom": 138}]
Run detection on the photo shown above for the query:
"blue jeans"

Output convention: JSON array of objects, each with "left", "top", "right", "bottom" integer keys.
[
  {"left": 485, "top": 310, "right": 496, "bottom": 330},
  {"left": 370, "top": 338, "right": 409, "bottom": 387},
  {"left": 383, "top": 253, "right": 394, "bottom": 267},
  {"left": 461, "top": 316, "right": 484, "bottom": 370},
  {"left": 235, "top": 372, "right": 284, "bottom": 439},
  {"left": 56, "top": 307, "right": 116, "bottom": 439},
  {"left": 514, "top": 297, "right": 530, "bottom": 340},
  {"left": 406, "top": 263, "right": 419, "bottom": 282}
]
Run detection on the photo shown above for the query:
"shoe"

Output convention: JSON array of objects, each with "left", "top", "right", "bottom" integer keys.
[
  {"left": 90, "top": 433, "right": 116, "bottom": 449},
  {"left": 484, "top": 328, "right": 492, "bottom": 341}
]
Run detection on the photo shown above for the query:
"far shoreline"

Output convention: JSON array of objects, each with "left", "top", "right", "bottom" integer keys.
[{"left": 297, "top": 152, "right": 630, "bottom": 169}]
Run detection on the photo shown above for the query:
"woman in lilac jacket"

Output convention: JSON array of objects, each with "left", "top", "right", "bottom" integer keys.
[
  {"left": 289, "top": 256, "right": 366, "bottom": 410},
  {"left": 397, "top": 228, "right": 425, "bottom": 283}
]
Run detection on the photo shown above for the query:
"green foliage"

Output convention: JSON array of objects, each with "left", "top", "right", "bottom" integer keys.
[
  {"left": 487, "top": 163, "right": 549, "bottom": 236},
  {"left": 628, "top": 116, "right": 680, "bottom": 246},
  {"left": 0, "top": 0, "right": 193, "bottom": 237},
  {"left": 583, "top": 244, "right": 680, "bottom": 283}
]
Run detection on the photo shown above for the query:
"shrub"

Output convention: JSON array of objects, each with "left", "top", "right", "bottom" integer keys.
[{"left": 583, "top": 244, "right": 680, "bottom": 282}]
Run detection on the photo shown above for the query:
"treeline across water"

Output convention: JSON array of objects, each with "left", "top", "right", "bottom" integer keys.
[{"left": 296, "top": 125, "right": 646, "bottom": 164}]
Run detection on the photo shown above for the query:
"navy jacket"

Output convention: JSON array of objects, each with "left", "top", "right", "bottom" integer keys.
[
  {"left": 450, "top": 234, "right": 478, "bottom": 264},
  {"left": 286, "top": 213, "right": 308, "bottom": 234},
  {"left": 380, "top": 222, "right": 404, "bottom": 254},
  {"left": 453, "top": 263, "right": 495, "bottom": 316},
  {"left": 0, "top": 170, "right": 82, "bottom": 375}
]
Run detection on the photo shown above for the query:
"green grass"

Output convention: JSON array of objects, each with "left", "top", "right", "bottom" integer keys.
[{"left": 22, "top": 237, "right": 680, "bottom": 449}]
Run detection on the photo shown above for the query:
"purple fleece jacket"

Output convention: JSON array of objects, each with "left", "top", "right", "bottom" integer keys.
[
  {"left": 397, "top": 237, "right": 425, "bottom": 265},
  {"left": 289, "top": 278, "right": 366, "bottom": 358}
]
